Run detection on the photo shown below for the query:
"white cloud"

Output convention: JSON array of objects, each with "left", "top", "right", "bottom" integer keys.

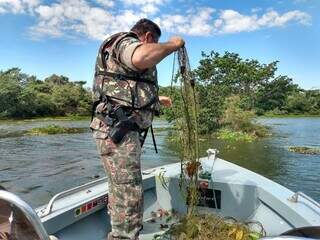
[
  {"left": 141, "top": 3, "right": 159, "bottom": 15},
  {"left": 157, "top": 7, "right": 215, "bottom": 36},
  {"left": 0, "top": 0, "right": 40, "bottom": 14},
  {"left": 0, "top": 6, "right": 6, "bottom": 13},
  {"left": 29, "top": 0, "right": 148, "bottom": 40},
  {"left": 95, "top": 0, "right": 114, "bottom": 8},
  {"left": 0, "top": 0, "right": 313, "bottom": 40},
  {"left": 121, "top": 0, "right": 164, "bottom": 15},
  {"left": 121, "top": 0, "right": 164, "bottom": 5},
  {"left": 214, "top": 9, "right": 311, "bottom": 34}
]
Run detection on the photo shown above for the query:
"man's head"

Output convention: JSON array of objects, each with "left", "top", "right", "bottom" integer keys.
[{"left": 130, "top": 18, "right": 161, "bottom": 44}]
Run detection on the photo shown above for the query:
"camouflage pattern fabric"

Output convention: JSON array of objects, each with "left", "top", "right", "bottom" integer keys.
[
  {"left": 91, "top": 118, "right": 143, "bottom": 240},
  {"left": 93, "top": 32, "right": 160, "bottom": 130},
  {"left": 91, "top": 32, "right": 160, "bottom": 239}
]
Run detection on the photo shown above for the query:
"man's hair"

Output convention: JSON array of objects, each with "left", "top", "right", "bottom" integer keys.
[{"left": 130, "top": 18, "right": 161, "bottom": 38}]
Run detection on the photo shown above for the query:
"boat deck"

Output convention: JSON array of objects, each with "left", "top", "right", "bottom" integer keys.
[
  {"left": 51, "top": 207, "right": 177, "bottom": 240},
  {"left": 38, "top": 156, "right": 320, "bottom": 239},
  {"left": 140, "top": 215, "right": 178, "bottom": 240},
  {"left": 2, "top": 153, "right": 320, "bottom": 240}
]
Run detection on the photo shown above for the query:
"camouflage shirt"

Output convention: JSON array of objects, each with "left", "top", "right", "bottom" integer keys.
[{"left": 92, "top": 32, "right": 160, "bottom": 130}]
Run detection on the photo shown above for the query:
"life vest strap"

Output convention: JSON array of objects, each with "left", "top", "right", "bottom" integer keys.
[{"left": 96, "top": 71, "right": 156, "bottom": 85}]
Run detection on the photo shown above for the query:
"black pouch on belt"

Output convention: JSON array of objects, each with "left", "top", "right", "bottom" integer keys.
[{"left": 108, "top": 108, "right": 140, "bottom": 144}]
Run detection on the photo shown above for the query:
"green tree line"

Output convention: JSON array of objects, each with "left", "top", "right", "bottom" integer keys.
[
  {"left": 0, "top": 68, "right": 91, "bottom": 118},
  {"left": 1, "top": 51, "right": 320, "bottom": 133},
  {"left": 160, "top": 51, "right": 320, "bottom": 134}
]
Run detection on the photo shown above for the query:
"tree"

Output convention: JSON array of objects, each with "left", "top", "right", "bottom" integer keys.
[
  {"left": 255, "top": 76, "right": 297, "bottom": 114},
  {"left": 45, "top": 74, "right": 69, "bottom": 85},
  {"left": 0, "top": 68, "right": 23, "bottom": 117},
  {"left": 191, "top": 51, "right": 284, "bottom": 132},
  {"left": 0, "top": 68, "right": 92, "bottom": 118}
]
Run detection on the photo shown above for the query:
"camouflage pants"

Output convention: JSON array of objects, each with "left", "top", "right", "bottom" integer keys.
[{"left": 91, "top": 118, "right": 143, "bottom": 240}]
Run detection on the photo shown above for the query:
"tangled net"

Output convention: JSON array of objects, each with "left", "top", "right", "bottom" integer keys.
[
  {"left": 155, "top": 214, "right": 264, "bottom": 240},
  {"left": 162, "top": 47, "right": 265, "bottom": 240}
]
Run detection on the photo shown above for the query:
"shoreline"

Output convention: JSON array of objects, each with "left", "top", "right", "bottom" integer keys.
[
  {"left": 258, "top": 114, "right": 320, "bottom": 118},
  {"left": 0, "top": 115, "right": 91, "bottom": 123},
  {"left": 0, "top": 114, "right": 319, "bottom": 129}
]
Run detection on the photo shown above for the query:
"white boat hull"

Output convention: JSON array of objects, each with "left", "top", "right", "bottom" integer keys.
[{"left": 32, "top": 154, "right": 320, "bottom": 239}]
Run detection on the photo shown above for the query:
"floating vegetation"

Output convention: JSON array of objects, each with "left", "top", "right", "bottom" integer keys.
[
  {"left": 26, "top": 124, "right": 86, "bottom": 136},
  {"left": 153, "top": 126, "right": 174, "bottom": 133},
  {"left": 156, "top": 214, "right": 264, "bottom": 240},
  {"left": 217, "top": 129, "right": 256, "bottom": 142},
  {"left": 288, "top": 146, "right": 320, "bottom": 155},
  {"left": 0, "top": 115, "right": 90, "bottom": 123}
]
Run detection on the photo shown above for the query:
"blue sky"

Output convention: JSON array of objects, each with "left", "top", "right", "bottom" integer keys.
[{"left": 0, "top": 0, "right": 319, "bottom": 89}]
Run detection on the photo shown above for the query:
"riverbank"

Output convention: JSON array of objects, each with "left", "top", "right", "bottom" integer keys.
[
  {"left": 260, "top": 113, "right": 320, "bottom": 118},
  {"left": 0, "top": 115, "right": 91, "bottom": 123},
  {"left": 0, "top": 115, "right": 169, "bottom": 123},
  {"left": 2, "top": 113, "right": 320, "bottom": 124}
]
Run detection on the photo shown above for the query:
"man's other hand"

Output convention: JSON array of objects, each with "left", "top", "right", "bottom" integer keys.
[
  {"left": 159, "top": 96, "right": 172, "bottom": 107},
  {"left": 168, "top": 36, "right": 185, "bottom": 51}
]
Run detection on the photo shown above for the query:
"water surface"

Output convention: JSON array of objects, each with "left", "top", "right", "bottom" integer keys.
[{"left": 0, "top": 117, "right": 319, "bottom": 207}]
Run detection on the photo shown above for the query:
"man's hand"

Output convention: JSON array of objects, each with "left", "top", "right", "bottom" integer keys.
[
  {"left": 168, "top": 36, "right": 185, "bottom": 51},
  {"left": 159, "top": 96, "right": 172, "bottom": 107}
]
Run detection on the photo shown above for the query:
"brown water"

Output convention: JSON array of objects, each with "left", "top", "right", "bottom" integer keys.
[{"left": 0, "top": 117, "right": 319, "bottom": 208}]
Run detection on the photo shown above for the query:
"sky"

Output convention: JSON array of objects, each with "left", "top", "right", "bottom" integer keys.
[{"left": 0, "top": 0, "right": 319, "bottom": 89}]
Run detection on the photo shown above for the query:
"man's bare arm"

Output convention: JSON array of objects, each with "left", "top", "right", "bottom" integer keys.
[{"left": 132, "top": 36, "right": 184, "bottom": 70}]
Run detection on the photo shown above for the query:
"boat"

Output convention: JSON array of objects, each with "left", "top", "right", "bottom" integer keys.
[{"left": 1, "top": 149, "right": 320, "bottom": 239}]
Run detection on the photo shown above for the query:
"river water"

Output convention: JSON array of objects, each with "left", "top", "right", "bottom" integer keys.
[{"left": 0, "top": 117, "right": 319, "bottom": 208}]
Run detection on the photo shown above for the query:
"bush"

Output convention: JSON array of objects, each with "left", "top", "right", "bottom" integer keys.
[
  {"left": 221, "top": 96, "right": 255, "bottom": 132},
  {"left": 219, "top": 95, "right": 269, "bottom": 140}
]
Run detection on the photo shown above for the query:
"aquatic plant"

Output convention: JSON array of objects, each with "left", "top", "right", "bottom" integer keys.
[
  {"left": 288, "top": 146, "right": 320, "bottom": 155},
  {"left": 217, "top": 128, "right": 256, "bottom": 142},
  {"left": 155, "top": 214, "right": 264, "bottom": 240},
  {"left": 26, "top": 124, "right": 86, "bottom": 136},
  {"left": 220, "top": 95, "right": 270, "bottom": 141}
]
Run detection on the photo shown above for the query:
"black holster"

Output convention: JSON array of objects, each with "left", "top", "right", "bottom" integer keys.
[
  {"left": 108, "top": 107, "right": 140, "bottom": 144},
  {"left": 93, "top": 103, "right": 156, "bottom": 152}
]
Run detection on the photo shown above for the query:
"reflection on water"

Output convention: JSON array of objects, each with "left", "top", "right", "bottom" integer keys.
[{"left": 0, "top": 117, "right": 320, "bottom": 207}]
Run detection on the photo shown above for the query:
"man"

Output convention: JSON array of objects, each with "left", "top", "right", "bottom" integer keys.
[{"left": 90, "top": 18, "right": 184, "bottom": 240}]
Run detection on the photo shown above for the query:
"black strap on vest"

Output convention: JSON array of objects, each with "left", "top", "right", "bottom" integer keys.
[
  {"left": 97, "top": 71, "right": 156, "bottom": 85},
  {"left": 92, "top": 32, "right": 158, "bottom": 153}
]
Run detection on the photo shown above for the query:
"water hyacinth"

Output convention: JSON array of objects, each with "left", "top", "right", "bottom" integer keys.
[
  {"left": 288, "top": 146, "right": 320, "bottom": 155},
  {"left": 26, "top": 124, "right": 86, "bottom": 136}
]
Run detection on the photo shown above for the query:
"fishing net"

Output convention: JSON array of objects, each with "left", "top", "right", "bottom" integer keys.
[
  {"left": 162, "top": 46, "right": 265, "bottom": 240},
  {"left": 174, "top": 46, "right": 200, "bottom": 216},
  {"left": 154, "top": 214, "right": 264, "bottom": 240}
]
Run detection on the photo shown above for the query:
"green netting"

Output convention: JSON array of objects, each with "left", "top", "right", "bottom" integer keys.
[{"left": 162, "top": 47, "right": 265, "bottom": 240}]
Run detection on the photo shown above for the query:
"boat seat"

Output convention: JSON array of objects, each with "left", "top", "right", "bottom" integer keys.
[{"left": 0, "top": 189, "right": 56, "bottom": 240}]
